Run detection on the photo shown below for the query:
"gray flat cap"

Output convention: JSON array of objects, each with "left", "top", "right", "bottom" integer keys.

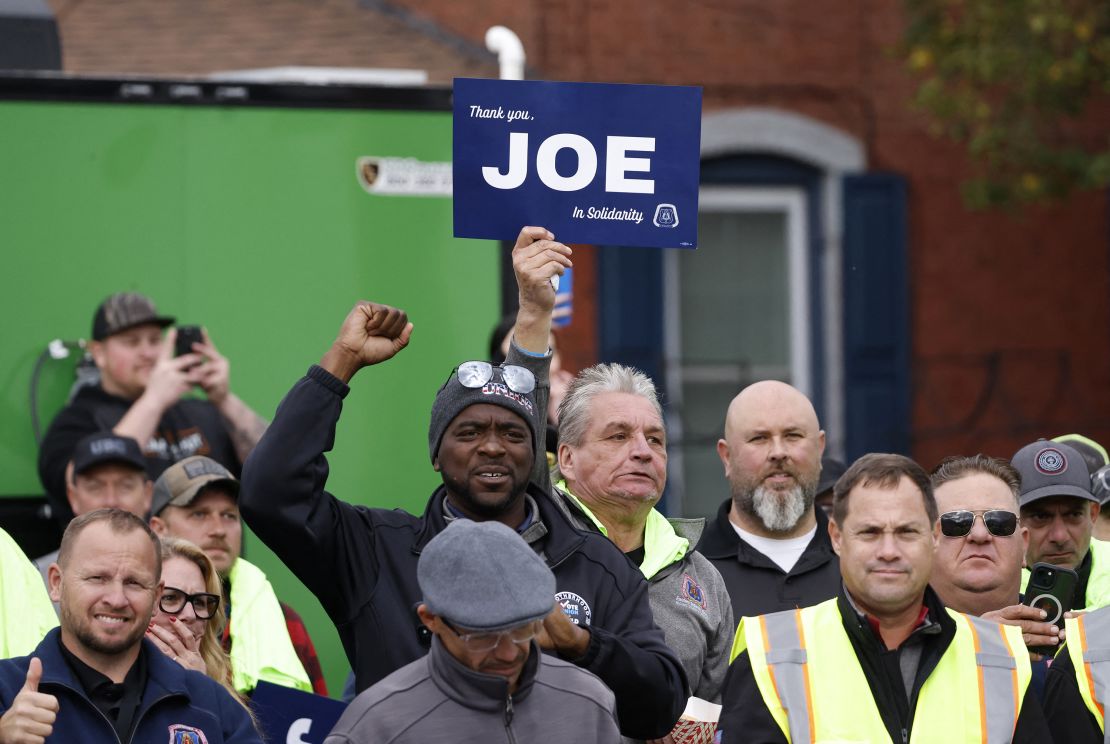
[{"left": 418, "top": 519, "right": 555, "bottom": 632}]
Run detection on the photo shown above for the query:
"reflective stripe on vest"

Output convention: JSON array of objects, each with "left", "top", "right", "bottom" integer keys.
[
  {"left": 748, "top": 599, "right": 1029, "bottom": 743},
  {"left": 962, "top": 613, "right": 1021, "bottom": 743},
  {"left": 1065, "top": 609, "right": 1110, "bottom": 739},
  {"left": 759, "top": 609, "right": 813, "bottom": 743}
]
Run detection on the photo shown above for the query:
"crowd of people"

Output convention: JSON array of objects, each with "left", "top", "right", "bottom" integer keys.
[{"left": 2, "top": 225, "right": 1109, "bottom": 742}]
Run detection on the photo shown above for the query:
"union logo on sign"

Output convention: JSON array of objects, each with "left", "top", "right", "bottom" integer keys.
[{"left": 653, "top": 203, "right": 679, "bottom": 228}]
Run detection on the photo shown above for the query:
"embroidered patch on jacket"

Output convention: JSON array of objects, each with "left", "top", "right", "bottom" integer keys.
[
  {"left": 555, "top": 591, "right": 592, "bottom": 626},
  {"left": 676, "top": 573, "right": 709, "bottom": 615},
  {"left": 168, "top": 725, "right": 209, "bottom": 744}
]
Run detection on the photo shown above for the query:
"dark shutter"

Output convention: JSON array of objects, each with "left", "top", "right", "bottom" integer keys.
[{"left": 842, "top": 172, "right": 911, "bottom": 459}]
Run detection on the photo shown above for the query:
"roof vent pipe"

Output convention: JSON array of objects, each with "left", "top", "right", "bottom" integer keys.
[{"left": 485, "top": 25, "right": 525, "bottom": 80}]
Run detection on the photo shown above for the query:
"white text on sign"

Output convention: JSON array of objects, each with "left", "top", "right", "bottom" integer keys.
[{"left": 482, "top": 133, "right": 655, "bottom": 194}]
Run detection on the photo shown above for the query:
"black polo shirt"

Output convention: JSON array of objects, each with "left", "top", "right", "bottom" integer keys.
[
  {"left": 58, "top": 636, "right": 147, "bottom": 742},
  {"left": 695, "top": 498, "right": 841, "bottom": 618}
]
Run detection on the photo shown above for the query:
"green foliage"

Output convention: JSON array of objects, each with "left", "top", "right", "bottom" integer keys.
[{"left": 902, "top": 0, "right": 1110, "bottom": 207}]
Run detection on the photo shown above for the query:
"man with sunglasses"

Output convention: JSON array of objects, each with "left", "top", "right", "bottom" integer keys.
[
  {"left": 240, "top": 226, "right": 689, "bottom": 740},
  {"left": 1012, "top": 440, "right": 1110, "bottom": 610},
  {"left": 149, "top": 457, "right": 319, "bottom": 696},
  {"left": 929, "top": 456, "right": 1062, "bottom": 637},
  {"left": 326, "top": 519, "right": 619, "bottom": 743},
  {"left": 928, "top": 455, "right": 1062, "bottom": 703}
]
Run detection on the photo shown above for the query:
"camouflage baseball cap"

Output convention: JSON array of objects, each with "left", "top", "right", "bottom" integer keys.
[
  {"left": 1011, "top": 440, "right": 1096, "bottom": 507},
  {"left": 151, "top": 456, "right": 239, "bottom": 515},
  {"left": 91, "top": 292, "right": 175, "bottom": 341}
]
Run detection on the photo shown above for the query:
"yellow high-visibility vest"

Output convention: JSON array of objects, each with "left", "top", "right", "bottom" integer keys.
[
  {"left": 227, "top": 558, "right": 312, "bottom": 694},
  {"left": 1064, "top": 607, "right": 1110, "bottom": 734},
  {"left": 731, "top": 597, "right": 1031, "bottom": 743},
  {"left": 0, "top": 527, "right": 57, "bottom": 658}
]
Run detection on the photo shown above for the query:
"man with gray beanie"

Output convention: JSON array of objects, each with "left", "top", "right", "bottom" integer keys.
[
  {"left": 240, "top": 227, "right": 688, "bottom": 740},
  {"left": 324, "top": 519, "right": 620, "bottom": 743}
]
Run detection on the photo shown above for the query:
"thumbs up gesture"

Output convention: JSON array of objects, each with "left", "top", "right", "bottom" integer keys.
[{"left": 0, "top": 659, "right": 59, "bottom": 743}]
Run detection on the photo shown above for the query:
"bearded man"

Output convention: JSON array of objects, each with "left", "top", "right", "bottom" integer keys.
[{"left": 695, "top": 381, "right": 840, "bottom": 618}]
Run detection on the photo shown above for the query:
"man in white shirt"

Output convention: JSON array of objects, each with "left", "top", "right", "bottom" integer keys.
[{"left": 695, "top": 381, "right": 841, "bottom": 618}]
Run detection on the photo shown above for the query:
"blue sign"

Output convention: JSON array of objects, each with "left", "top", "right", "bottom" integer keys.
[
  {"left": 453, "top": 78, "right": 701, "bottom": 249},
  {"left": 251, "top": 681, "right": 348, "bottom": 744}
]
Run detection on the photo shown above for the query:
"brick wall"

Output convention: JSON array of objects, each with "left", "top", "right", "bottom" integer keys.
[{"left": 391, "top": 0, "right": 1110, "bottom": 464}]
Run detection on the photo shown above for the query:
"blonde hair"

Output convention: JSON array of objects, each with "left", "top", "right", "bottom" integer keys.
[{"left": 158, "top": 537, "right": 249, "bottom": 713}]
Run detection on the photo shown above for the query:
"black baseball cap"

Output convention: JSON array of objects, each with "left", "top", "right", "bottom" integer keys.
[
  {"left": 92, "top": 292, "right": 175, "bottom": 341},
  {"left": 71, "top": 432, "right": 147, "bottom": 478},
  {"left": 816, "top": 457, "right": 846, "bottom": 496}
]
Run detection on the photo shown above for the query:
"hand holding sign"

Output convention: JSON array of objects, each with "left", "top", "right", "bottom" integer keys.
[
  {"left": 0, "top": 658, "right": 59, "bottom": 744},
  {"left": 513, "top": 227, "right": 572, "bottom": 315},
  {"left": 511, "top": 226, "right": 572, "bottom": 355}
]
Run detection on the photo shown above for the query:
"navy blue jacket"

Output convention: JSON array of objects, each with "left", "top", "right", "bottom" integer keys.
[
  {"left": 240, "top": 364, "right": 689, "bottom": 740},
  {"left": 0, "top": 629, "right": 261, "bottom": 744}
]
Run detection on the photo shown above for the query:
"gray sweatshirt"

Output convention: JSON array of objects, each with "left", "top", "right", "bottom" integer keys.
[
  {"left": 325, "top": 637, "right": 621, "bottom": 743},
  {"left": 552, "top": 488, "right": 735, "bottom": 703}
]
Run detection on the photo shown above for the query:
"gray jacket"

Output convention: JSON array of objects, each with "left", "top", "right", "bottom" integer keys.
[
  {"left": 325, "top": 637, "right": 620, "bottom": 744},
  {"left": 552, "top": 489, "right": 735, "bottom": 703}
]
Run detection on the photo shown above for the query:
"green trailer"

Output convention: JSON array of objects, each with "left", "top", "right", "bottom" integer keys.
[{"left": 0, "top": 73, "right": 500, "bottom": 696}]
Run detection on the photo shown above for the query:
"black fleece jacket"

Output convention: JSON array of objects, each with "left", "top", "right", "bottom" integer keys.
[{"left": 239, "top": 364, "right": 688, "bottom": 740}]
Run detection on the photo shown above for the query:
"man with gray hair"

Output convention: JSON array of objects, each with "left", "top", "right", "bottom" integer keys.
[
  {"left": 554, "top": 363, "right": 734, "bottom": 705},
  {"left": 696, "top": 381, "right": 839, "bottom": 619},
  {"left": 325, "top": 519, "right": 619, "bottom": 743}
]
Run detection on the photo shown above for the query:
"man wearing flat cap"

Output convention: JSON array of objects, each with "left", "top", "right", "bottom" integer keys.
[
  {"left": 241, "top": 227, "right": 688, "bottom": 740},
  {"left": 38, "top": 291, "right": 267, "bottom": 525},
  {"left": 325, "top": 519, "right": 619, "bottom": 743},
  {"left": 1012, "top": 439, "right": 1110, "bottom": 610}
]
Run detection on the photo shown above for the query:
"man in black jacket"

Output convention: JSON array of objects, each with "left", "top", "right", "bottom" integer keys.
[
  {"left": 239, "top": 227, "right": 687, "bottom": 740},
  {"left": 38, "top": 292, "right": 268, "bottom": 525},
  {"left": 696, "top": 381, "right": 839, "bottom": 619}
]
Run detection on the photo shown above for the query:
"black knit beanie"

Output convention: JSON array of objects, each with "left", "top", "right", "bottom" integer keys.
[{"left": 428, "top": 368, "right": 538, "bottom": 462}]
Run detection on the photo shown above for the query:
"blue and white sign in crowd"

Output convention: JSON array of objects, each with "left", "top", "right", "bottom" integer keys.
[{"left": 453, "top": 77, "right": 702, "bottom": 249}]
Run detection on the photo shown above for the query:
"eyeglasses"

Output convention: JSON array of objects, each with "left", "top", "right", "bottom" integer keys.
[
  {"left": 443, "top": 619, "right": 538, "bottom": 653},
  {"left": 159, "top": 587, "right": 221, "bottom": 620},
  {"left": 939, "top": 509, "right": 1018, "bottom": 538},
  {"left": 450, "top": 361, "right": 535, "bottom": 396}
]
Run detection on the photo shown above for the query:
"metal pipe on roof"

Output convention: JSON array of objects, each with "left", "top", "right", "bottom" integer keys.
[{"left": 484, "top": 25, "right": 525, "bottom": 81}]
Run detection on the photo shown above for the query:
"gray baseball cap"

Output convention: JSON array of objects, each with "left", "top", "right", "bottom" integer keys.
[
  {"left": 418, "top": 519, "right": 555, "bottom": 632},
  {"left": 1011, "top": 440, "right": 1096, "bottom": 506},
  {"left": 151, "top": 456, "right": 239, "bottom": 515}
]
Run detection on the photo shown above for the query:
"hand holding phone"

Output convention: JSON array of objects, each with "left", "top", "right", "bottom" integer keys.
[
  {"left": 174, "top": 325, "right": 204, "bottom": 358},
  {"left": 1021, "top": 562, "right": 1078, "bottom": 655}
]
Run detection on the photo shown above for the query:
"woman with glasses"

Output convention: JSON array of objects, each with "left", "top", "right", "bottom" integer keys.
[{"left": 146, "top": 537, "right": 241, "bottom": 705}]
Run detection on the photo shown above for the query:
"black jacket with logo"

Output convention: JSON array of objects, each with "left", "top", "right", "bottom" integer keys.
[
  {"left": 38, "top": 383, "right": 240, "bottom": 523},
  {"left": 240, "top": 364, "right": 688, "bottom": 740},
  {"left": 718, "top": 586, "right": 1052, "bottom": 743},
  {"left": 696, "top": 499, "right": 840, "bottom": 619}
]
